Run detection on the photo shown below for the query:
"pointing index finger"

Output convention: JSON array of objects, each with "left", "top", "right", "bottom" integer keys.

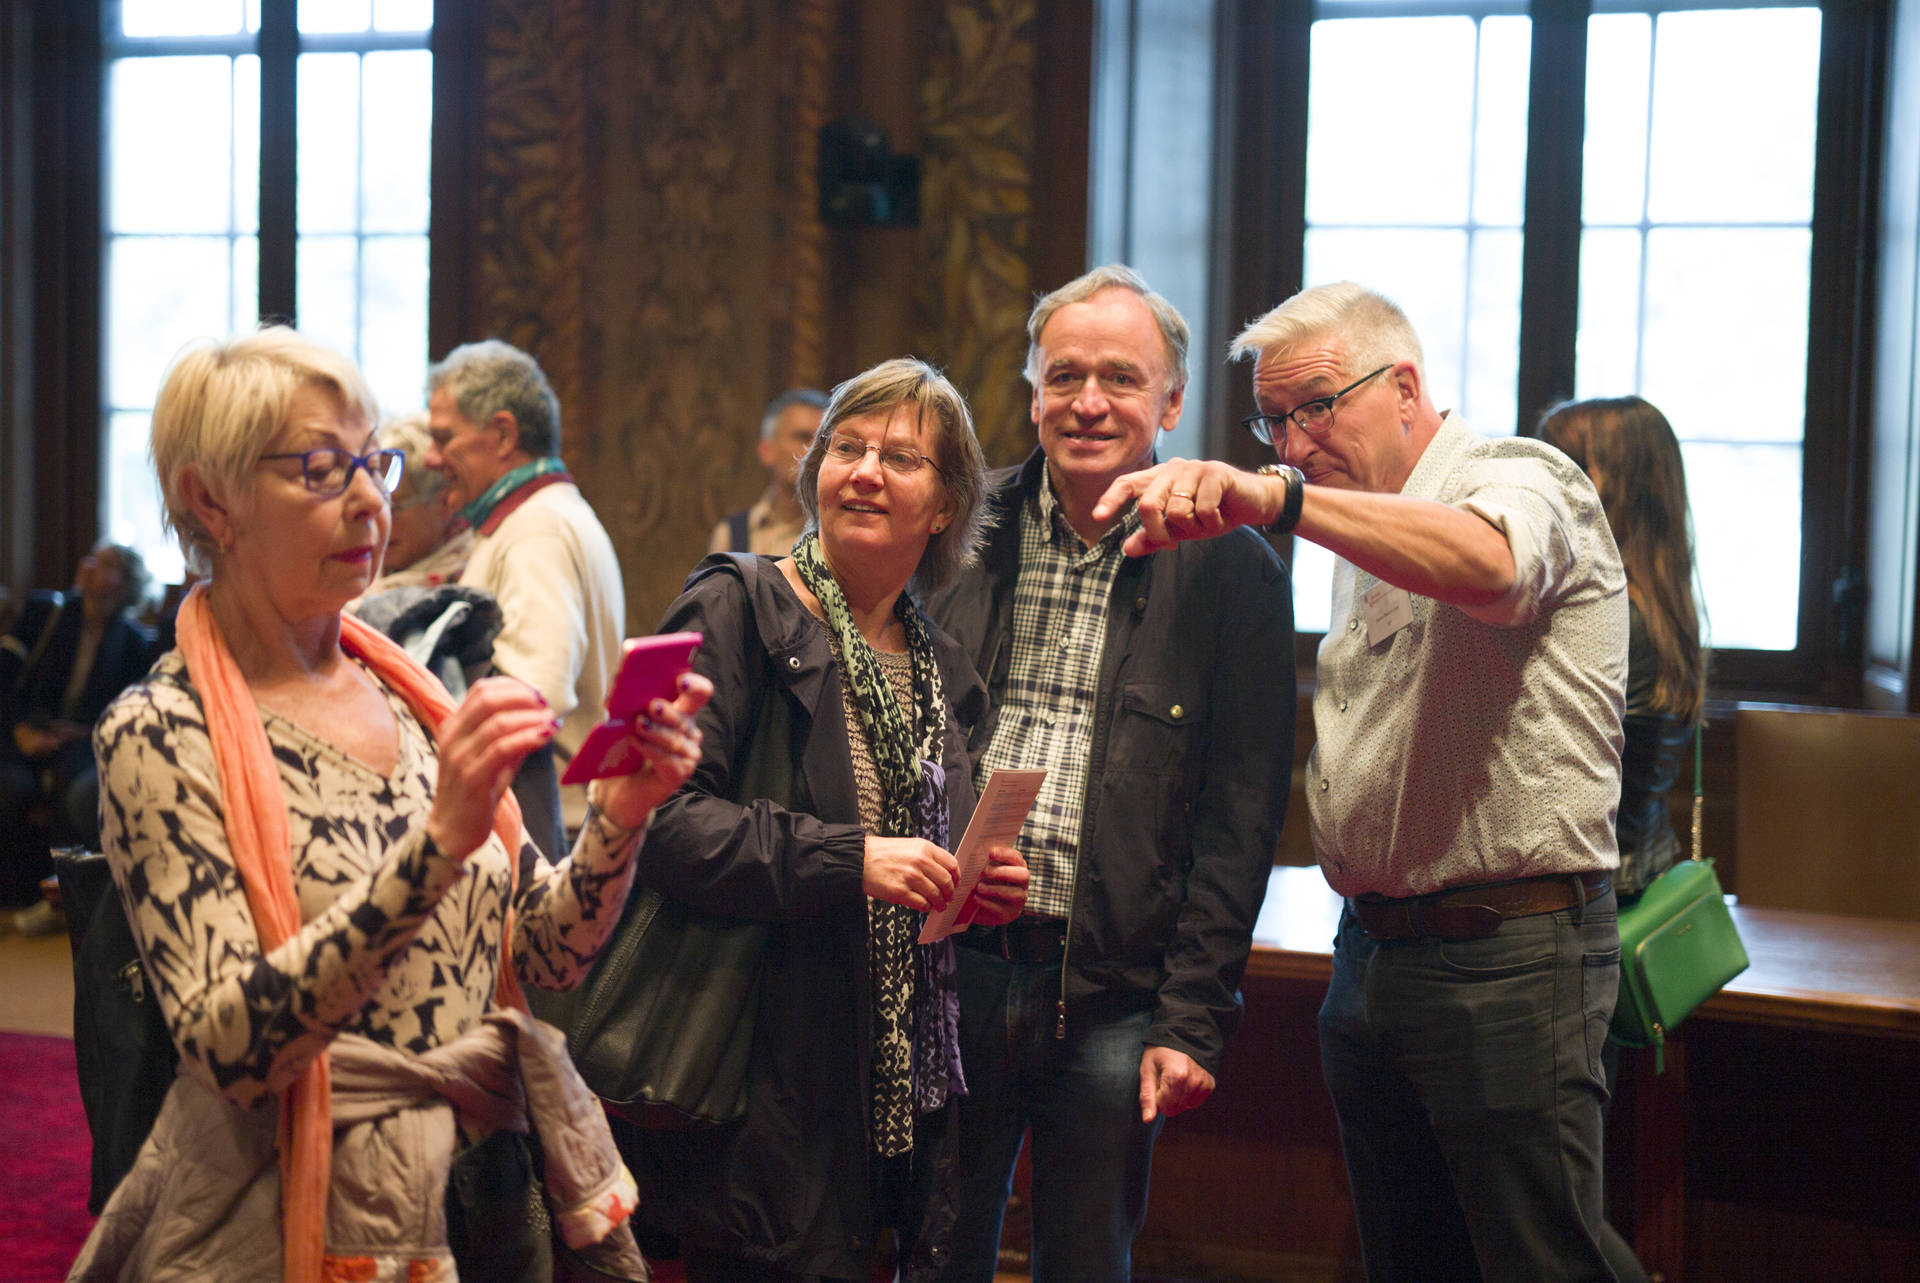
[{"left": 1091, "top": 468, "right": 1152, "bottom": 523}]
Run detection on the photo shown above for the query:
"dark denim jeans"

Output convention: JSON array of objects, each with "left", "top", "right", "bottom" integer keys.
[
  {"left": 942, "top": 945, "right": 1162, "bottom": 1283},
  {"left": 1319, "top": 889, "right": 1622, "bottom": 1282}
]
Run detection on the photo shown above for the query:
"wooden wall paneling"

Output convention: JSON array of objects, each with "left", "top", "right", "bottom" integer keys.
[
  {"left": 464, "top": 0, "right": 593, "bottom": 429},
  {"left": 775, "top": 0, "right": 837, "bottom": 393},
  {"left": 826, "top": 0, "right": 924, "bottom": 385},
  {"left": 1136, "top": 969, "right": 1365, "bottom": 1280},
  {"left": 23, "top": 1, "right": 102, "bottom": 593},
  {"left": 444, "top": 0, "right": 1076, "bottom": 626},
  {"left": 586, "top": 0, "right": 792, "bottom": 631},
  {"left": 913, "top": 0, "right": 1043, "bottom": 466},
  {"left": 1, "top": 0, "right": 33, "bottom": 593},
  {"left": 1686, "top": 1022, "right": 1920, "bottom": 1279},
  {"left": 1029, "top": 0, "right": 1092, "bottom": 303},
  {"left": 428, "top": 0, "right": 485, "bottom": 362},
  {"left": 1211, "top": 0, "right": 1307, "bottom": 478}
]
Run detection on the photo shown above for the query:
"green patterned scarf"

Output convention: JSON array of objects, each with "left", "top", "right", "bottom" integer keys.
[{"left": 792, "top": 532, "right": 961, "bottom": 1154}]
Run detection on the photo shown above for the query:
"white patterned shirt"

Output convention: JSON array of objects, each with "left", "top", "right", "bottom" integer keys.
[
  {"left": 972, "top": 476, "right": 1139, "bottom": 919},
  {"left": 1309, "top": 413, "right": 1628, "bottom": 899}
]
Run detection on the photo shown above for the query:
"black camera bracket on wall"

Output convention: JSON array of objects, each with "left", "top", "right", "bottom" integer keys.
[{"left": 818, "top": 116, "right": 920, "bottom": 227}]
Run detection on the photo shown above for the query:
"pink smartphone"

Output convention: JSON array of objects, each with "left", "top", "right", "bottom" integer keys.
[{"left": 560, "top": 631, "right": 703, "bottom": 785}]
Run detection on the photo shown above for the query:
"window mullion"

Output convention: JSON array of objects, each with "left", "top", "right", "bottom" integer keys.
[
  {"left": 1515, "top": 0, "right": 1590, "bottom": 436},
  {"left": 258, "top": 0, "right": 296, "bottom": 324}
]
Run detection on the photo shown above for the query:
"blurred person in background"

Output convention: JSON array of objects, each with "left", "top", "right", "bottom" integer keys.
[
  {"left": 1542, "top": 393, "right": 1708, "bottom": 1283},
  {"left": 708, "top": 388, "right": 828, "bottom": 555},
  {"left": 427, "top": 340, "right": 624, "bottom": 846},
  {"left": 0, "top": 542, "right": 155, "bottom": 932},
  {"left": 363, "top": 409, "right": 473, "bottom": 596}
]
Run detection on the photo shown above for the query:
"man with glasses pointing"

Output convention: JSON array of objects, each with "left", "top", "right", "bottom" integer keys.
[{"left": 1098, "top": 282, "right": 1629, "bottom": 1281}]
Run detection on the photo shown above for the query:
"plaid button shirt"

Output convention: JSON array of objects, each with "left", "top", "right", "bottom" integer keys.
[{"left": 972, "top": 476, "right": 1140, "bottom": 920}]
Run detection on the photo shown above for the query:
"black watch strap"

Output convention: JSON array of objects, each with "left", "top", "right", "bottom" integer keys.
[{"left": 1256, "top": 463, "right": 1304, "bottom": 535}]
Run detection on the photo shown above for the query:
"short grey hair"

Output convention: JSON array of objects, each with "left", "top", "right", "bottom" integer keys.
[
  {"left": 151, "top": 326, "right": 380, "bottom": 573},
  {"left": 1025, "top": 263, "right": 1190, "bottom": 391},
  {"left": 377, "top": 409, "right": 447, "bottom": 507},
  {"left": 796, "top": 357, "right": 988, "bottom": 596},
  {"left": 760, "top": 388, "right": 829, "bottom": 440},
  {"left": 427, "top": 340, "right": 562, "bottom": 457},
  {"left": 1228, "top": 282, "right": 1426, "bottom": 387}
]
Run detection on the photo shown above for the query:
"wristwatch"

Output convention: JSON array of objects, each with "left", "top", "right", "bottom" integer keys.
[{"left": 1255, "top": 463, "right": 1305, "bottom": 535}]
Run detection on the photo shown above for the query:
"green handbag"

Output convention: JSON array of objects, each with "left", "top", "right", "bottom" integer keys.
[{"left": 1610, "top": 726, "right": 1749, "bottom": 1071}]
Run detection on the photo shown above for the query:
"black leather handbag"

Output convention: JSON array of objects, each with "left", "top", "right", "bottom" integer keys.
[
  {"left": 52, "top": 848, "right": 179, "bottom": 1212},
  {"left": 530, "top": 651, "right": 792, "bottom": 1128}
]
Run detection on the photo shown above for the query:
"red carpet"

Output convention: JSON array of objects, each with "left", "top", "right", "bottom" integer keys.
[{"left": 0, "top": 1032, "right": 94, "bottom": 1281}]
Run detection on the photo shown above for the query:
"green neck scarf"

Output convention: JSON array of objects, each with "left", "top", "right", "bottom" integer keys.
[
  {"left": 791, "top": 533, "right": 944, "bottom": 834},
  {"left": 459, "top": 456, "right": 566, "bottom": 528}
]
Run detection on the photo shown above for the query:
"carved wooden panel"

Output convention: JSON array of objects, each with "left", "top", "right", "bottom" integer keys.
[
  {"left": 778, "top": 0, "right": 836, "bottom": 391},
  {"left": 470, "top": 0, "right": 593, "bottom": 437},
  {"left": 459, "top": 0, "right": 1052, "bottom": 627},
  {"left": 580, "top": 0, "right": 793, "bottom": 629},
  {"left": 915, "top": 0, "right": 1040, "bottom": 467}
]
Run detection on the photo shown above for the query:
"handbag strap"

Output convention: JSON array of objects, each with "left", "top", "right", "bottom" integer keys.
[{"left": 1689, "top": 721, "right": 1703, "bottom": 863}]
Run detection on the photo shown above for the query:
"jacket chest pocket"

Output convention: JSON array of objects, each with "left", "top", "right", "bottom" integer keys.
[{"left": 1106, "top": 682, "right": 1204, "bottom": 776}]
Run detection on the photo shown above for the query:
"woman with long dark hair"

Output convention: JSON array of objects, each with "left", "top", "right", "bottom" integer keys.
[
  {"left": 1541, "top": 395, "right": 1707, "bottom": 897},
  {"left": 1541, "top": 394, "right": 1708, "bottom": 1283}
]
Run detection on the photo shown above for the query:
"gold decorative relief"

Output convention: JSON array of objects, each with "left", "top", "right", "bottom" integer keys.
[
  {"left": 915, "top": 0, "right": 1040, "bottom": 466},
  {"left": 580, "top": 0, "right": 776, "bottom": 627},
  {"left": 471, "top": 0, "right": 593, "bottom": 435}
]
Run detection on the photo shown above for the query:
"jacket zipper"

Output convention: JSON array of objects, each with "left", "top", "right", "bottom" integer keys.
[{"left": 1055, "top": 896, "right": 1073, "bottom": 1039}]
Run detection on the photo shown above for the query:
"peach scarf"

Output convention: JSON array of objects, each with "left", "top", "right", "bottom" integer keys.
[{"left": 175, "top": 585, "right": 527, "bottom": 1283}]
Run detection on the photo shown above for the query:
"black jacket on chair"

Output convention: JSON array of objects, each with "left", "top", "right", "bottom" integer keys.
[{"left": 630, "top": 554, "right": 985, "bottom": 1279}]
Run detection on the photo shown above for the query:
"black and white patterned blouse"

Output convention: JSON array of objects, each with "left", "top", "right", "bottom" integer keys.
[{"left": 95, "top": 651, "right": 643, "bottom": 1107}]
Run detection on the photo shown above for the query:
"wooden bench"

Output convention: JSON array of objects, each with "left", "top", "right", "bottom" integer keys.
[
  {"left": 1733, "top": 704, "right": 1920, "bottom": 922},
  {"left": 1134, "top": 866, "right": 1920, "bottom": 1282}
]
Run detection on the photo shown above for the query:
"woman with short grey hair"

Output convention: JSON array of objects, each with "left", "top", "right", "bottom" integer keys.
[{"left": 630, "top": 356, "right": 1026, "bottom": 1280}]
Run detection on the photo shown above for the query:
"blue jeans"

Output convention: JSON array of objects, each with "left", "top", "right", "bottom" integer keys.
[
  {"left": 942, "top": 945, "right": 1163, "bottom": 1283},
  {"left": 1319, "top": 890, "right": 1621, "bottom": 1282}
]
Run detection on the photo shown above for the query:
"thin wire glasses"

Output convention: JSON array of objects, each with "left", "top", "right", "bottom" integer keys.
[
  {"left": 1241, "top": 364, "right": 1395, "bottom": 447},
  {"left": 258, "top": 446, "right": 407, "bottom": 497},
  {"left": 823, "top": 434, "right": 947, "bottom": 480}
]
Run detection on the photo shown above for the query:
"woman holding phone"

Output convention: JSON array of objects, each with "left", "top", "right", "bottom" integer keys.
[{"left": 69, "top": 328, "right": 709, "bottom": 1282}]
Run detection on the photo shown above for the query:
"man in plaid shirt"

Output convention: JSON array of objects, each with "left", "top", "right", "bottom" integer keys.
[{"left": 928, "top": 265, "right": 1295, "bottom": 1281}]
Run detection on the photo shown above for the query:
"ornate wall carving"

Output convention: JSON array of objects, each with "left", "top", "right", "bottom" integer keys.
[
  {"left": 471, "top": 0, "right": 593, "bottom": 435},
  {"left": 584, "top": 0, "right": 786, "bottom": 627},
  {"left": 915, "top": 0, "right": 1040, "bottom": 466},
  {"left": 460, "top": 0, "right": 1056, "bottom": 626},
  {"left": 778, "top": 0, "right": 835, "bottom": 391}
]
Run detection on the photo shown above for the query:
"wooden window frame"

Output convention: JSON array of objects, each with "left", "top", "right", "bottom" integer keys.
[{"left": 1210, "top": 0, "right": 1889, "bottom": 705}]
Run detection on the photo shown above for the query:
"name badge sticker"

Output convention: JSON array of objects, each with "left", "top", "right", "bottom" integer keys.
[{"left": 1362, "top": 581, "right": 1414, "bottom": 646}]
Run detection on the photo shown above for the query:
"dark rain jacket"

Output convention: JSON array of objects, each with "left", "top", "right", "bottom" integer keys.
[
  {"left": 632, "top": 553, "right": 984, "bottom": 1279},
  {"left": 925, "top": 450, "right": 1295, "bottom": 1074}
]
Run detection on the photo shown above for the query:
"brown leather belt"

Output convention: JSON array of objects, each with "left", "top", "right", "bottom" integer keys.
[
  {"left": 1350, "top": 871, "right": 1611, "bottom": 942},
  {"left": 959, "top": 916, "right": 1069, "bottom": 963}
]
